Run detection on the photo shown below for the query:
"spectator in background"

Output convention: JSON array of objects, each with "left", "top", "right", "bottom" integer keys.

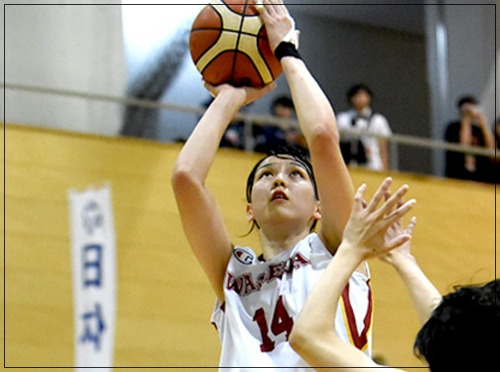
[
  {"left": 254, "top": 95, "right": 307, "bottom": 154},
  {"left": 202, "top": 96, "right": 256, "bottom": 150},
  {"left": 444, "top": 96, "right": 494, "bottom": 183},
  {"left": 337, "top": 84, "right": 392, "bottom": 171}
]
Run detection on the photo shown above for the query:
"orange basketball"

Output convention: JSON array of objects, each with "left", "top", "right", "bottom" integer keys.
[{"left": 189, "top": 0, "right": 282, "bottom": 87}]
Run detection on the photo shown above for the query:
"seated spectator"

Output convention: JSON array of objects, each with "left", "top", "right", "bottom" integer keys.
[
  {"left": 201, "top": 96, "right": 255, "bottom": 150},
  {"left": 254, "top": 96, "right": 307, "bottom": 154},
  {"left": 444, "top": 95, "right": 494, "bottom": 183}
]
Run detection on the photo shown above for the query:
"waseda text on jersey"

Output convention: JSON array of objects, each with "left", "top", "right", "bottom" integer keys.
[{"left": 226, "top": 252, "right": 311, "bottom": 296}]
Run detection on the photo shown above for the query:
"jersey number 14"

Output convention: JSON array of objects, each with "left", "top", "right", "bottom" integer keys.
[{"left": 252, "top": 295, "right": 294, "bottom": 352}]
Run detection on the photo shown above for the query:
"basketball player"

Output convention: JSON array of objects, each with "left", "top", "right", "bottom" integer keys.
[
  {"left": 289, "top": 180, "right": 498, "bottom": 370},
  {"left": 172, "top": 0, "right": 372, "bottom": 368}
]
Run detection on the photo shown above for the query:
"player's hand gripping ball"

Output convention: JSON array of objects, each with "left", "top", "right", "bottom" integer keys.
[{"left": 189, "top": 0, "right": 282, "bottom": 87}]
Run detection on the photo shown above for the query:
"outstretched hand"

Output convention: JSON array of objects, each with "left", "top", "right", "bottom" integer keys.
[
  {"left": 341, "top": 177, "right": 416, "bottom": 261},
  {"left": 378, "top": 191, "right": 417, "bottom": 266}
]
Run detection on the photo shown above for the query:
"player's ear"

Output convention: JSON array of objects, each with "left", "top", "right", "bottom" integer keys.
[
  {"left": 246, "top": 203, "right": 255, "bottom": 223},
  {"left": 313, "top": 202, "right": 322, "bottom": 221}
]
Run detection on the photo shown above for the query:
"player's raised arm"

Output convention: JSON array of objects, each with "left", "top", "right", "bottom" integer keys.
[
  {"left": 379, "top": 215, "right": 442, "bottom": 325},
  {"left": 258, "top": 0, "right": 354, "bottom": 252},
  {"left": 171, "top": 83, "right": 275, "bottom": 301}
]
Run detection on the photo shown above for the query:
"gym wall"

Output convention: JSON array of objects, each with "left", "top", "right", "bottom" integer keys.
[{"left": 3, "top": 124, "right": 497, "bottom": 368}]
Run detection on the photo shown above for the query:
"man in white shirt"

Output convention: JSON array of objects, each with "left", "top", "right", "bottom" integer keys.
[{"left": 337, "top": 84, "right": 392, "bottom": 171}]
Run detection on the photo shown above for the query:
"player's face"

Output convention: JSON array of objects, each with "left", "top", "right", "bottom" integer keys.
[{"left": 247, "top": 156, "right": 319, "bottom": 229}]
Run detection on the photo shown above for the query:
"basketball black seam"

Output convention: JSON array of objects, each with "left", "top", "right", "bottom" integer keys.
[
  {"left": 230, "top": 0, "right": 250, "bottom": 85},
  {"left": 193, "top": 4, "right": 225, "bottom": 67},
  {"left": 201, "top": 1, "right": 247, "bottom": 84}
]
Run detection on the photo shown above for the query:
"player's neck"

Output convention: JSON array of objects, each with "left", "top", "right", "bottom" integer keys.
[{"left": 258, "top": 228, "right": 310, "bottom": 261}]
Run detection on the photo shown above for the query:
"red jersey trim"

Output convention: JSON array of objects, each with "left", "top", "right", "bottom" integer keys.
[{"left": 340, "top": 279, "right": 373, "bottom": 351}]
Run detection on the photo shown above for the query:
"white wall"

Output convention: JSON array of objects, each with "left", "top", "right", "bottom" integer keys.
[{"left": 3, "top": 0, "right": 126, "bottom": 136}]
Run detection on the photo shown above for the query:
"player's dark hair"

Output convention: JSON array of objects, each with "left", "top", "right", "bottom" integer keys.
[
  {"left": 413, "top": 279, "right": 499, "bottom": 371},
  {"left": 244, "top": 146, "right": 318, "bottom": 235}
]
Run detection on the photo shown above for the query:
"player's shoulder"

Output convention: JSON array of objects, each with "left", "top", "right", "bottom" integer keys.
[{"left": 297, "top": 233, "right": 333, "bottom": 264}]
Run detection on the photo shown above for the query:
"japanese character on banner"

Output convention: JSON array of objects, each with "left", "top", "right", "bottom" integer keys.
[{"left": 80, "top": 303, "right": 106, "bottom": 351}]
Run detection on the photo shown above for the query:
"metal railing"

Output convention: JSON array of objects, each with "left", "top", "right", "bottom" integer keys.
[{"left": 3, "top": 81, "right": 497, "bottom": 162}]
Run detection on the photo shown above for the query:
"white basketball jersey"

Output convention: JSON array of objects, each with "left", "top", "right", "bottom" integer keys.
[{"left": 211, "top": 233, "right": 372, "bottom": 370}]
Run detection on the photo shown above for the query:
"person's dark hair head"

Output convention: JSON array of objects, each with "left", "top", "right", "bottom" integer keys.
[
  {"left": 271, "top": 96, "right": 294, "bottom": 112},
  {"left": 413, "top": 279, "right": 499, "bottom": 371},
  {"left": 245, "top": 146, "right": 318, "bottom": 234},
  {"left": 456, "top": 95, "right": 477, "bottom": 110},
  {"left": 346, "top": 83, "right": 373, "bottom": 105}
]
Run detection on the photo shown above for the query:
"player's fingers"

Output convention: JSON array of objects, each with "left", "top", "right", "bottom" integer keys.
[
  {"left": 384, "top": 190, "right": 391, "bottom": 202},
  {"left": 382, "top": 198, "right": 416, "bottom": 228},
  {"left": 394, "top": 202, "right": 406, "bottom": 229},
  {"left": 254, "top": 0, "right": 264, "bottom": 12},
  {"left": 255, "top": 81, "right": 277, "bottom": 97},
  {"left": 262, "top": 0, "right": 276, "bottom": 14},
  {"left": 376, "top": 183, "right": 410, "bottom": 219},
  {"left": 353, "top": 183, "right": 367, "bottom": 213},
  {"left": 266, "top": 0, "right": 283, "bottom": 7},
  {"left": 405, "top": 216, "right": 417, "bottom": 235},
  {"left": 385, "top": 233, "right": 412, "bottom": 251},
  {"left": 264, "top": 0, "right": 287, "bottom": 17},
  {"left": 203, "top": 81, "right": 217, "bottom": 97},
  {"left": 366, "top": 177, "right": 392, "bottom": 213}
]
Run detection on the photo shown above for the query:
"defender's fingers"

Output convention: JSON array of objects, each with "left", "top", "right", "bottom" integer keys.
[
  {"left": 353, "top": 183, "right": 367, "bottom": 213},
  {"left": 382, "top": 199, "right": 416, "bottom": 228},
  {"left": 366, "top": 177, "right": 392, "bottom": 213},
  {"left": 376, "top": 183, "right": 410, "bottom": 219},
  {"left": 384, "top": 191, "right": 391, "bottom": 202},
  {"left": 405, "top": 216, "right": 417, "bottom": 235},
  {"left": 386, "top": 234, "right": 412, "bottom": 251}
]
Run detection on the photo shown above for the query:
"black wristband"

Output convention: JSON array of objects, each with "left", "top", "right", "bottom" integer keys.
[{"left": 274, "top": 41, "right": 302, "bottom": 61}]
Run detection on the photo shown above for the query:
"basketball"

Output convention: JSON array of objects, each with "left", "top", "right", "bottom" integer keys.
[{"left": 189, "top": 0, "right": 282, "bottom": 87}]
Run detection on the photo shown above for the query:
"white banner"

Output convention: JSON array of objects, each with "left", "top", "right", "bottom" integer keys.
[{"left": 69, "top": 185, "right": 117, "bottom": 371}]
